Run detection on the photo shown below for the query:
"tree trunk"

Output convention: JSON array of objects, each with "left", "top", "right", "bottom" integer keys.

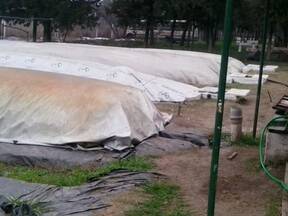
[
  {"left": 144, "top": 0, "right": 154, "bottom": 48},
  {"left": 191, "top": 25, "right": 196, "bottom": 47},
  {"left": 43, "top": 20, "right": 52, "bottom": 42},
  {"left": 284, "top": 27, "right": 288, "bottom": 47},
  {"left": 267, "top": 23, "right": 274, "bottom": 61},
  {"left": 149, "top": 27, "right": 154, "bottom": 46},
  {"left": 186, "top": 23, "right": 192, "bottom": 47},
  {"left": 208, "top": 25, "right": 213, "bottom": 52},
  {"left": 212, "top": 23, "right": 218, "bottom": 48},
  {"left": 0, "top": 19, "right": 2, "bottom": 40},
  {"left": 144, "top": 21, "right": 150, "bottom": 48},
  {"left": 122, "top": 26, "right": 128, "bottom": 38},
  {"left": 170, "top": 19, "right": 176, "bottom": 44},
  {"left": 180, "top": 22, "right": 189, "bottom": 46},
  {"left": 62, "top": 29, "right": 69, "bottom": 42},
  {"left": 32, "top": 19, "right": 38, "bottom": 42}
]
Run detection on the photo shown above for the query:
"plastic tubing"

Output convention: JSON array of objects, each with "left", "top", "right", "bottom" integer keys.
[{"left": 259, "top": 115, "right": 288, "bottom": 191}]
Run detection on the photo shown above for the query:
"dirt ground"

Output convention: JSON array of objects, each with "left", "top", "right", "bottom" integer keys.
[
  {"left": 154, "top": 65, "right": 288, "bottom": 215},
  {"left": 156, "top": 65, "right": 288, "bottom": 135},
  {"left": 103, "top": 65, "right": 288, "bottom": 216},
  {"left": 153, "top": 65, "right": 288, "bottom": 215},
  {"left": 155, "top": 147, "right": 283, "bottom": 216}
]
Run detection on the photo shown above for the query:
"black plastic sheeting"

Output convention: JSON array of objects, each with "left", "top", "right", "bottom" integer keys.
[
  {"left": 135, "top": 123, "right": 209, "bottom": 157},
  {"left": 0, "top": 123, "right": 207, "bottom": 215},
  {"left": 0, "top": 142, "right": 131, "bottom": 169},
  {"left": 0, "top": 124, "right": 208, "bottom": 169},
  {"left": 159, "top": 131, "right": 207, "bottom": 147},
  {"left": 0, "top": 171, "right": 157, "bottom": 216}
]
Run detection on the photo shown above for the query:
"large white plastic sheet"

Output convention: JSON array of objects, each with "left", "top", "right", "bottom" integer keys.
[
  {"left": 0, "top": 68, "right": 167, "bottom": 150},
  {"left": 0, "top": 41, "right": 265, "bottom": 102},
  {"left": 0, "top": 41, "right": 244, "bottom": 86},
  {"left": 0, "top": 41, "right": 203, "bottom": 102}
]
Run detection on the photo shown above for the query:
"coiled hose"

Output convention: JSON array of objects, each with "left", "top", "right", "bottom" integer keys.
[{"left": 259, "top": 115, "right": 288, "bottom": 191}]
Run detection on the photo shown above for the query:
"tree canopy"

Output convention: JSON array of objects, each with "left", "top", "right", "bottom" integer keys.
[
  {"left": 0, "top": 0, "right": 287, "bottom": 48},
  {"left": 0, "top": 0, "right": 102, "bottom": 40},
  {"left": 109, "top": 0, "right": 288, "bottom": 49}
]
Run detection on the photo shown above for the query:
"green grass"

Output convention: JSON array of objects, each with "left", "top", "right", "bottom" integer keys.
[
  {"left": 265, "top": 198, "right": 281, "bottom": 216},
  {"left": 125, "top": 182, "right": 192, "bottom": 216},
  {"left": 245, "top": 158, "right": 261, "bottom": 174},
  {"left": 7, "top": 197, "right": 47, "bottom": 216},
  {"left": 217, "top": 133, "right": 260, "bottom": 147},
  {"left": 233, "top": 133, "right": 260, "bottom": 146},
  {"left": 0, "top": 157, "right": 153, "bottom": 187}
]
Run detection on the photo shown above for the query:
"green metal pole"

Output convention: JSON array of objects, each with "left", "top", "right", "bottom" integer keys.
[
  {"left": 252, "top": 0, "right": 270, "bottom": 139},
  {"left": 207, "top": 0, "right": 234, "bottom": 215}
]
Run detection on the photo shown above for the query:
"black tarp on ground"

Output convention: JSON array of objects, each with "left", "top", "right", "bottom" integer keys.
[
  {"left": 0, "top": 171, "right": 157, "bottom": 216},
  {"left": 0, "top": 123, "right": 209, "bottom": 169},
  {"left": 0, "top": 123, "right": 208, "bottom": 215},
  {"left": 0, "top": 142, "right": 128, "bottom": 169}
]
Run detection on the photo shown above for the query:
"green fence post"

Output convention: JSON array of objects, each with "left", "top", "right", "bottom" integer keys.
[
  {"left": 252, "top": 0, "right": 270, "bottom": 138},
  {"left": 207, "top": 0, "right": 234, "bottom": 215}
]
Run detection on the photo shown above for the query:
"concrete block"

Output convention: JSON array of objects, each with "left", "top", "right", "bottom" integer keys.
[
  {"left": 265, "top": 132, "right": 288, "bottom": 164},
  {"left": 282, "top": 162, "right": 288, "bottom": 216}
]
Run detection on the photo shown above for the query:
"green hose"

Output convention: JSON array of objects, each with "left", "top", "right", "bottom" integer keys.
[{"left": 259, "top": 115, "right": 288, "bottom": 192}]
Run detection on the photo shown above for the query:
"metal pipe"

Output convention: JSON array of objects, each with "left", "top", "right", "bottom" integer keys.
[
  {"left": 252, "top": 0, "right": 270, "bottom": 138},
  {"left": 207, "top": 0, "right": 234, "bottom": 215},
  {"left": 230, "top": 107, "right": 243, "bottom": 142}
]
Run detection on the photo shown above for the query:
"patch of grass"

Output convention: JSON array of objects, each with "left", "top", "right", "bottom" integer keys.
[
  {"left": 7, "top": 197, "right": 47, "bottom": 216},
  {"left": 125, "top": 182, "right": 192, "bottom": 216},
  {"left": 211, "top": 133, "right": 260, "bottom": 147},
  {"left": 232, "top": 133, "right": 260, "bottom": 146},
  {"left": 0, "top": 157, "right": 153, "bottom": 187},
  {"left": 245, "top": 158, "right": 261, "bottom": 174},
  {"left": 265, "top": 198, "right": 281, "bottom": 216}
]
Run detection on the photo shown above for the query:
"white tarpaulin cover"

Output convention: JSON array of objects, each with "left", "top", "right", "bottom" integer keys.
[
  {"left": 242, "top": 64, "right": 279, "bottom": 73},
  {"left": 0, "top": 68, "right": 167, "bottom": 150},
  {"left": 0, "top": 41, "right": 244, "bottom": 86},
  {"left": 0, "top": 41, "right": 203, "bottom": 102},
  {"left": 0, "top": 41, "right": 265, "bottom": 101}
]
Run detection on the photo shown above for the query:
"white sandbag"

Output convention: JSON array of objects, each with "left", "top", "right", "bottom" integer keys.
[
  {"left": 200, "top": 87, "right": 250, "bottom": 101},
  {"left": 230, "top": 73, "right": 269, "bottom": 85},
  {"left": 242, "top": 64, "right": 279, "bottom": 73},
  {"left": 0, "top": 41, "right": 244, "bottom": 87},
  {"left": 0, "top": 68, "right": 168, "bottom": 151}
]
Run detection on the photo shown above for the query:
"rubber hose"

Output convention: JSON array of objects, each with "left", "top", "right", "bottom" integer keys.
[{"left": 259, "top": 115, "right": 288, "bottom": 191}]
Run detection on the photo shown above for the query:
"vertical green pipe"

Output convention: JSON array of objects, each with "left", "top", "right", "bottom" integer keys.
[
  {"left": 207, "top": 0, "right": 234, "bottom": 215},
  {"left": 252, "top": 0, "right": 270, "bottom": 138}
]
